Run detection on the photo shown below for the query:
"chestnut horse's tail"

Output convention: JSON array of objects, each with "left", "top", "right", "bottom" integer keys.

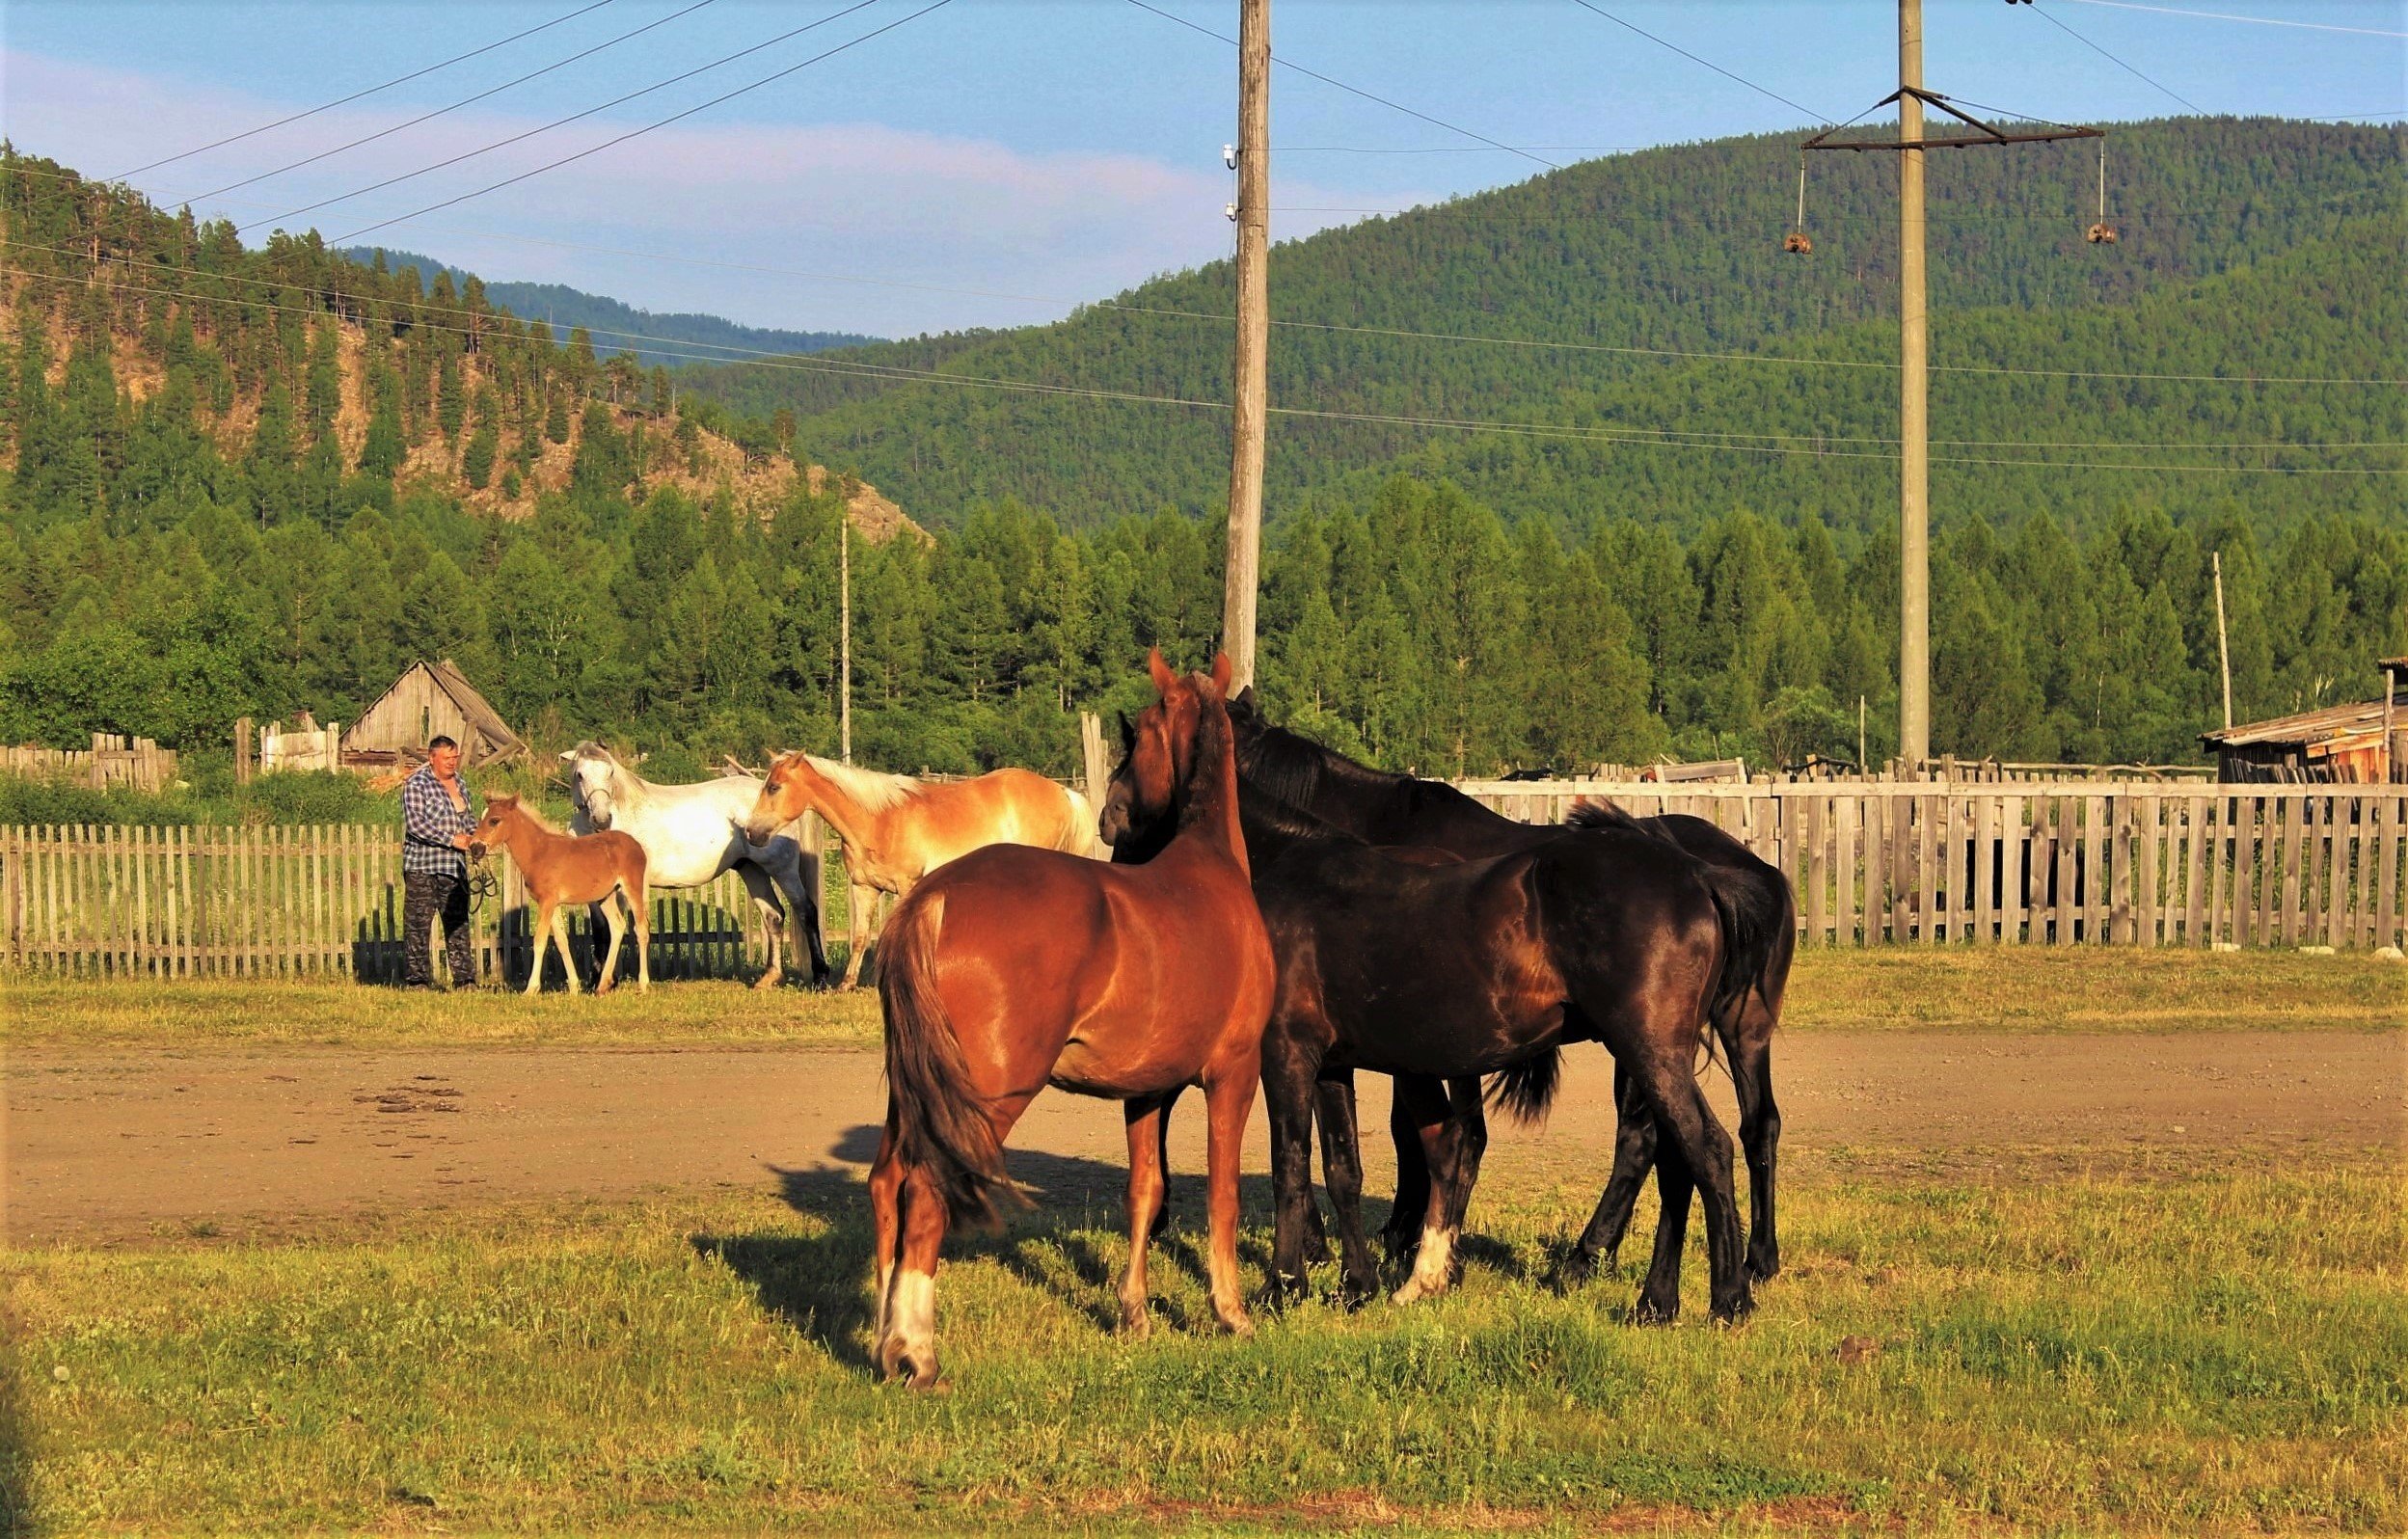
[{"left": 879, "top": 890, "right": 1020, "bottom": 1225}]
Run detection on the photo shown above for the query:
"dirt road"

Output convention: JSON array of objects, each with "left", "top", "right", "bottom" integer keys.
[{"left": 7, "top": 1031, "right": 2400, "bottom": 1242}]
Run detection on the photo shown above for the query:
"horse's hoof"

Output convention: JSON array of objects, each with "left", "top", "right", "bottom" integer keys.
[
  {"left": 1218, "top": 1309, "right": 1255, "bottom": 1338},
  {"left": 1119, "top": 1304, "right": 1151, "bottom": 1339},
  {"left": 1630, "top": 1293, "right": 1680, "bottom": 1327},
  {"left": 752, "top": 974, "right": 780, "bottom": 992},
  {"left": 1338, "top": 1278, "right": 1378, "bottom": 1312},
  {"left": 1712, "top": 1290, "right": 1757, "bottom": 1326}
]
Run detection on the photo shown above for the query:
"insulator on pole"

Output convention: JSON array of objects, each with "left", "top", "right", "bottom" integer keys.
[
  {"left": 1783, "top": 151, "right": 1813, "bottom": 255},
  {"left": 2087, "top": 141, "right": 2119, "bottom": 243}
]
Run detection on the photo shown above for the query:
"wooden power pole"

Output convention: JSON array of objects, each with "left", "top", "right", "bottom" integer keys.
[
  {"left": 1804, "top": 0, "right": 2099, "bottom": 771},
  {"left": 1896, "top": 0, "right": 1929, "bottom": 769},
  {"left": 839, "top": 509, "right": 852, "bottom": 765},
  {"left": 1221, "top": 0, "right": 1271, "bottom": 688}
]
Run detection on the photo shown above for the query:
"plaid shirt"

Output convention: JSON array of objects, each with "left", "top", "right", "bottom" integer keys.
[{"left": 400, "top": 764, "right": 479, "bottom": 877}]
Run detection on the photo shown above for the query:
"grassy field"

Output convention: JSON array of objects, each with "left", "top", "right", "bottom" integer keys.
[
  {"left": 6, "top": 1156, "right": 2402, "bottom": 1535},
  {"left": 3, "top": 947, "right": 2396, "bottom": 1049}
]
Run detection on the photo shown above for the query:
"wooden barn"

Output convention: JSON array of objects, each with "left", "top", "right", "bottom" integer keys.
[
  {"left": 340, "top": 660, "right": 528, "bottom": 770},
  {"left": 2200, "top": 658, "right": 2407, "bottom": 784}
]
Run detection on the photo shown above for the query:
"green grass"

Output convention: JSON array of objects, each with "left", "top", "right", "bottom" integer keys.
[
  {"left": 0, "top": 978, "right": 882, "bottom": 1048},
  {"left": 6, "top": 1162, "right": 2401, "bottom": 1535},
  {"left": 4, "top": 948, "right": 2394, "bottom": 1049}
]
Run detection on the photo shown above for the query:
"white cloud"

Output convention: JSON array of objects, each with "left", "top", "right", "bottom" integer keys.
[{"left": 3, "top": 49, "right": 1432, "bottom": 338}]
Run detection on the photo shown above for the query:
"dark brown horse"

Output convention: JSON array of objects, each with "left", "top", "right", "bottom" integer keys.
[
  {"left": 1221, "top": 690, "right": 1796, "bottom": 1288},
  {"left": 1103, "top": 747, "right": 1777, "bottom": 1325},
  {"left": 870, "top": 651, "right": 1274, "bottom": 1388}
]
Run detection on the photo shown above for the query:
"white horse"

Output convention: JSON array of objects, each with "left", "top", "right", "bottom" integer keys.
[{"left": 562, "top": 742, "right": 831, "bottom": 988}]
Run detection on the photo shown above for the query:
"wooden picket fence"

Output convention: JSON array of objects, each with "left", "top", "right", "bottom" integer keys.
[
  {"left": 1456, "top": 781, "right": 2408, "bottom": 950},
  {"left": 0, "top": 824, "right": 783, "bottom": 984}
]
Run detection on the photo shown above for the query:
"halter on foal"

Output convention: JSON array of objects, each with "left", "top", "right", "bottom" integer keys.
[
  {"left": 870, "top": 650, "right": 1274, "bottom": 1388},
  {"left": 469, "top": 795, "right": 651, "bottom": 996}
]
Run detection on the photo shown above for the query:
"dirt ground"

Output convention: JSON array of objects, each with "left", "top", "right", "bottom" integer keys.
[{"left": 8, "top": 1030, "right": 2400, "bottom": 1244}]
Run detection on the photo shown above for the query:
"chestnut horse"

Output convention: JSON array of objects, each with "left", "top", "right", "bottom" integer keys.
[
  {"left": 867, "top": 651, "right": 1273, "bottom": 1388},
  {"left": 741, "top": 754, "right": 1097, "bottom": 988},
  {"left": 468, "top": 795, "right": 651, "bottom": 996}
]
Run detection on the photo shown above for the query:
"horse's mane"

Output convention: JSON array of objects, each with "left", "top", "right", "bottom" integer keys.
[
  {"left": 801, "top": 754, "right": 923, "bottom": 814},
  {"left": 1228, "top": 700, "right": 1411, "bottom": 815},
  {"left": 490, "top": 796, "right": 561, "bottom": 835},
  {"left": 1176, "top": 685, "right": 1242, "bottom": 834}
]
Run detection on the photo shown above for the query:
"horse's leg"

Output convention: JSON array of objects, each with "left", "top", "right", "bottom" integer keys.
[
  {"left": 877, "top": 1163, "right": 951, "bottom": 1388},
  {"left": 1201, "top": 1062, "right": 1261, "bottom": 1336},
  {"left": 869, "top": 1096, "right": 905, "bottom": 1347},
  {"left": 791, "top": 843, "right": 833, "bottom": 986},
  {"left": 1260, "top": 1040, "right": 1321, "bottom": 1304},
  {"left": 840, "top": 865, "right": 874, "bottom": 989},
  {"left": 1120, "top": 1093, "right": 1171, "bottom": 1337},
  {"left": 1312, "top": 1073, "right": 1381, "bottom": 1306},
  {"left": 1633, "top": 1113, "right": 1699, "bottom": 1325},
  {"left": 1392, "top": 1075, "right": 1468, "bottom": 1305},
  {"left": 594, "top": 889, "right": 626, "bottom": 995},
  {"left": 553, "top": 904, "right": 580, "bottom": 996},
  {"left": 734, "top": 863, "right": 784, "bottom": 990},
  {"left": 524, "top": 901, "right": 555, "bottom": 996},
  {"left": 1149, "top": 1092, "right": 1174, "bottom": 1241},
  {"left": 1563, "top": 1061, "right": 1657, "bottom": 1286},
  {"left": 1383, "top": 1076, "right": 1436, "bottom": 1263},
  {"left": 1731, "top": 996, "right": 1782, "bottom": 1283}
]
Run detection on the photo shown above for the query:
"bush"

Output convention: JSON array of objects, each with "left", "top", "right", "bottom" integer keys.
[{"left": 238, "top": 770, "right": 392, "bottom": 825}]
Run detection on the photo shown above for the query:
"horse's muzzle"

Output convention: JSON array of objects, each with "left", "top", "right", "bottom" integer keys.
[
  {"left": 739, "top": 817, "right": 773, "bottom": 848},
  {"left": 467, "top": 841, "right": 489, "bottom": 862}
]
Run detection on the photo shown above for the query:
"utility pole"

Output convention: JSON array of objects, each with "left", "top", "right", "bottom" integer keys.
[
  {"left": 1220, "top": 0, "right": 1270, "bottom": 688},
  {"left": 1803, "top": 2, "right": 2100, "bottom": 771},
  {"left": 2212, "top": 551, "right": 2232, "bottom": 731},
  {"left": 1896, "top": 0, "right": 1930, "bottom": 769},
  {"left": 840, "top": 509, "right": 852, "bottom": 765}
]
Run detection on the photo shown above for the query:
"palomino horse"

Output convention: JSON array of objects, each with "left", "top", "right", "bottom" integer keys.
[
  {"left": 1222, "top": 690, "right": 1797, "bottom": 1290},
  {"left": 1103, "top": 750, "right": 1776, "bottom": 1324},
  {"left": 867, "top": 651, "right": 1274, "bottom": 1389},
  {"left": 468, "top": 795, "right": 650, "bottom": 996},
  {"left": 739, "top": 753, "right": 1097, "bottom": 988},
  {"left": 563, "top": 743, "right": 830, "bottom": 988}
]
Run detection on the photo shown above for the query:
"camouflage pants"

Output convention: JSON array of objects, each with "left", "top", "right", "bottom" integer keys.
[{"left": 403, "top": 872, "right": 474, "bottom": 986}]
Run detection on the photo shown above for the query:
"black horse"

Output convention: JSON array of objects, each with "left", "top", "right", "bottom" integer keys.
[
  {"left": 1224, "top": 689, "right": 1798, "bottom": 1287},
  {"left": 1102, "top": 744, "right": 1781, "bottom": 1325}
]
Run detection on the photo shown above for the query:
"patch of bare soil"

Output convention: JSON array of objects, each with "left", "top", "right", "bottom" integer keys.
[{"left": 6, "top": 1031, "right": 2399, "bottom": 1244}]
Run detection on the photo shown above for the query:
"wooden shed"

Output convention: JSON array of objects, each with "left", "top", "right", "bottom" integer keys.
[
  {"left": 2201, "top": 659, "right": 2407, "bottom": 784},
  {"left": 340, "top": 660, "right": 528, "bottom": 770}
]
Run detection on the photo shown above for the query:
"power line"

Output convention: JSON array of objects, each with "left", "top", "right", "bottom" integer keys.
[
  {"left": 1562, "top": 0, "right": 1832, "bottom": 125},
  {"left": 8, "top": 221, "right": 2398, "bottom": 389},
  {"left": 176, "top": 0, "right": 721, "bottom": 206},
  {"left": 14, "top": 263, "right": 2405, "bottom": 472},
  {"left": 237, "top": 0, "right": 891, "bottom": 235},
  {"left": 2059, "top": 0, "right": 2408, "bottom": 39},
  {"left": 2030, "top": 2, "right": 2211, "bottom": 116},
  {"left": 326, "top": 0, "right": 955, "bottom": 248},
  {"left": 1123, "top": 0, "right": 1561, "bottom": 170},
  {"left": 114, "top": 0, "right": 618, "bottom": 180}
]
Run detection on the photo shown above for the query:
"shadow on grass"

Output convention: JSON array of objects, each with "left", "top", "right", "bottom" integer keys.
[{"left": 695, "top": 1123, "right": 1408, "bottom": 1364}]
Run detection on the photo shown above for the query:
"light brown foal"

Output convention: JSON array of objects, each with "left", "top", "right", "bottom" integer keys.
[
  {"left": 741, "top": 756, "right": 1097, "bottom": 988},
  {"left": 869, "top": 651, "right": 1275, "bottom": 1388},
  {"left": 469, "top": 795, "right": 651, "bottom": 995}
]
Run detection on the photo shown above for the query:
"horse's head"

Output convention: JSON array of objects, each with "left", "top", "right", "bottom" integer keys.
[
  {"left": 561, "top": 743, "right": 617, "bottom": 829},
  {"left": 1099, "top": 648, "right": 1232, "bottom": 853},
  {"left": 742, "top": 752, "right": 814, "bottom": 847},
  {"left": 468, "top": 794, "right": 522, "bottom": 861}
]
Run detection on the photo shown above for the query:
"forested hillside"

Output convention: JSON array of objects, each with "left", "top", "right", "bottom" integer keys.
[
  {"left": 685, "top": 118, "right": 2402, "bottom": 539},
  {"left": 341, "top": 247, "right": 879, "bottom": 368},
  {"left": 0, "top": 137, "right": 2399, "bottom": 785}
]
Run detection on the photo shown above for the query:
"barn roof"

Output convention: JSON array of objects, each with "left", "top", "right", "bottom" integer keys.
[{"left": 343, "top": 659, "right": 528, "bottom": 762}]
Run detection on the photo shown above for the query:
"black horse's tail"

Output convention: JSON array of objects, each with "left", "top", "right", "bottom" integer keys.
[
  {"left": 1697, "top": 861, "right": 1788, "bottom": 1045},
  {"left": 879, "top": 890, "right": 1021, "bottom": 1225},
  {"left": 1484, "top": 1048, "right": 1562, "bottom": 1124}
]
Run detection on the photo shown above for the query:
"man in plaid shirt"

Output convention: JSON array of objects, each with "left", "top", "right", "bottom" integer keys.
[{"left": 400, "top": 736, "right": 480, "bottom": 987}]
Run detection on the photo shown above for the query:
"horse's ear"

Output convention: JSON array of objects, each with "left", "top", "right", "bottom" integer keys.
[
  {"left": 1209, "top": 651, "right": 1233, "bottom": 694},
  {"left": 558, "top": 748, "right": 578, "bottom": 762},
  {"left": 1231, "top": 684, "right": 1257, "bottom": 713},
  {"left": 1147, "top": 647, "right": 1177, "bottom": 695},
  {"left": 1115, "top": 711, "right": 1134, "bottom": 749}
]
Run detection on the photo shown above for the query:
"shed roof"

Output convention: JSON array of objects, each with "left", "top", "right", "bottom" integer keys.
[
  {"left": 2201, "top": 695, "right": 2394, "bottom": 752},
  {"left": 342, "top": 659, "right": 528, "bottom": 762}
]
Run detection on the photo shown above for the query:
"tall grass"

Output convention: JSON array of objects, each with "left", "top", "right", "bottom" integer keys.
[{"left": 8, "top": 1166, "right": 2401, "bottom": 1533}]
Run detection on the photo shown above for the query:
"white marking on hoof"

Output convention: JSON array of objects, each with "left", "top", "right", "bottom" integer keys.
[
  {"left": 1391, "top": 1225, "right": 1458, "bottom": 1306},
  {"left": 881, "top": 1270, "right": 936, "bottom": 1382}
]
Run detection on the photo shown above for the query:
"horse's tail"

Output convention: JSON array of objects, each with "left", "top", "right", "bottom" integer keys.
[
  {"left": 1060, "top": 784, "right": 1102, "bottom": 856},
  {"left": 879, "top": 889, "right": 1021, "bottom": 1226},
  {"left": 1698, "top": 859, "right": 1788, "bottom": 1052},
  {"left": 1483, "top": 1047, "right": 1562, "bottom": 1125}
]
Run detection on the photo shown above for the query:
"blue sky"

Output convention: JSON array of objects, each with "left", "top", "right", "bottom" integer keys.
[{"left": 5, "top": 1, "right": 2399, "bottom": 337}]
